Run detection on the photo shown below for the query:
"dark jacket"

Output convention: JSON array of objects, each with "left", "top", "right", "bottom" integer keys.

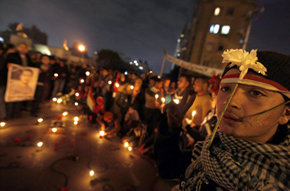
[
  {"left": 0, "top": 55, "right": 7, "bottom": 86},
  {"left": 5, "top": 52, "right": 33, "bottom": 67}
]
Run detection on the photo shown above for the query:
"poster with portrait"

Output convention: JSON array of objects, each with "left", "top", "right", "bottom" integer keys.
[{"left": 5, "top": 64, "right": 40, "bottom": 102}]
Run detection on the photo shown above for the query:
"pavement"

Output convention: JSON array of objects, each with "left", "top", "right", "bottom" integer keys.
[{"left": 0, "top": 102, "right": 177, "bottom": 191}]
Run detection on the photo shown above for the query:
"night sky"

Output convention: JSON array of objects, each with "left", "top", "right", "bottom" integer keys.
[{"left": 0, "top": 0, "right": 289, "bottom": 73}]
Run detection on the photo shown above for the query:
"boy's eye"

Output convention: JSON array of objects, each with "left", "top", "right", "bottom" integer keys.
[{"left": 249, "top": 90, "right": 265, "bottom": 97}]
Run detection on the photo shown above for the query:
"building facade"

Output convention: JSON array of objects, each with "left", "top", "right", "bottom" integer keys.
[{"left": 184, "top": 0, "right": 259, "bottom": 70}]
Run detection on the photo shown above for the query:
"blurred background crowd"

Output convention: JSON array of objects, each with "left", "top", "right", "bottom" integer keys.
[{"left": 0, "top": 41, "right": 221, "bottom": 179}]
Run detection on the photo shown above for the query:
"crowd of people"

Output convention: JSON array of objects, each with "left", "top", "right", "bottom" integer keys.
[
  {"left": 0, "top": 41, "right": 218, "bottom": 178},
  {"left": 1, "top": 42, "right": 289, "bottom": 190}
]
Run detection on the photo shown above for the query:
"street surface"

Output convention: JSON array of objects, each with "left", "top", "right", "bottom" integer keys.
[{"left": 0, "top": 102, "right": 174, "bottom": 191}]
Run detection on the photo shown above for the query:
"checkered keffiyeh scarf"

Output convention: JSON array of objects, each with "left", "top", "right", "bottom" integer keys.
[{"left": 183, "top": 131, "right": 290, "bottom": 191}]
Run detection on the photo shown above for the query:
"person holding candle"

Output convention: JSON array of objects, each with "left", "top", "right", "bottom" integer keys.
[
  {"left": 182, "top": 77, "right": 212, "bottom": 129},
  {"left": 177, "top": 50, "right": 290, "bottom": 191},
  {"left": 144, "top": 77, "right": 163, "bottom": 136},
  {"left": 96, "top": 111, "right": 120, "bottom": 138}
]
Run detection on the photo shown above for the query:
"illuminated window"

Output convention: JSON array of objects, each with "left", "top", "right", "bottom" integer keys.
[
  {"left": 180, "top": 34, "right": 184, "bottom": 38},
  {"left": 214, "top": 7, "right": 221, "bottom": 16},
  {"left": 209, "top": 24, "right": 220, "bottom": 34},
  {"left": 221, "top": 25, "right": 230, "bottom": 35}
]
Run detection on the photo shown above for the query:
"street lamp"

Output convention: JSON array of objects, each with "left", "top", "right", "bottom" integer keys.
[{"left": 78, "top": 44, "right": 86, "bottom": 52}]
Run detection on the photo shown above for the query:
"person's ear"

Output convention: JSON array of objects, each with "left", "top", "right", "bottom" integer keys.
[{"left": 278, "top": 106, "right": 290, "bottom": 125}]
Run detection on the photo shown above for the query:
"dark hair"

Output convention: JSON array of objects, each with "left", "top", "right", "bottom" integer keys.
[
  {"left": 195, "top": 76, "right": 209, "bottom": 84},
  {"left": 179, "top": 75, "right": 190, "bottom": 83}
]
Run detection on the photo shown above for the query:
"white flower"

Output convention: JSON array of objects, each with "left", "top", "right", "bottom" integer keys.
[{"left": 222, "top": 49, "right": 267, "bottom": 79}]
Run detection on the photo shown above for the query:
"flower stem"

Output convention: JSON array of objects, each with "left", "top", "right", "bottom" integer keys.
[{"left": 207, "top": 83, "right": 239, "bottom": 148}]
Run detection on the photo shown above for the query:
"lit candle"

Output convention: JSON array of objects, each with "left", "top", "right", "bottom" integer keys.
[
  {"left": 89, "top": 170, "right": 95, "bottom": 176},
  {"left": 173, "top": 98, "right": 180, "bottom": 104},
  {"left": 128, "top": 146, "right": 132, "bottom": 151},
  {"left": 73, "top": 116, "right": 79, "bottom": 121},
  {"left": 37, "top": 118, "right": 43, "bottom": 123},
  {"left": 191, "top": 110, "right": 197, "bottom": 120},
  {"left": 73, "top": 121, "right": 78, "bottom": 125},
  {"left": 99, "top": 130, "right": 105, "bottom": 138},
  {"left": 52, "top": 127, "right": 58, "bottom": 133},
  {"left": 57, "top": 98, "right": 63, "bottom": 103},
  {"left": 108, "top": 80, "right": 112, "bottom": 85},
  {"left": 130, "top": 85, "right": 134, "bottom": 90},
  {"left": 52, "top": 97, "right": 57, "bottom": 102},
  {"left": 115, "top": 82, "right": 120, "bottom": 88},
  {"left": 155, "top": 94, "right": 159, "bottom": 100},
  {"left": 74, "top": 102, "right": 79, "bottom": 106},
  {"left": 0, "top": 122, "right": 6, "bottom": 127},
  {"left": 54, "top": 73, "right": 59, "bottom": 77},
  {"left": 36, "top": 141, "right": 43, "bottom": 148},
  {"left": 62, "top": 111, "right": 68, "bottom": 116},
  {"left": 75, "top": 92, "right": 80, "bottom": 97},
  {"left": 80, "top": 79, "right": 85, "bottom": 84},
  {"left": 85, "top": 71, "right": 90, "bottom": 76},
  {"left": 124, "top": 141, "right": 129, "bottom": 148}
]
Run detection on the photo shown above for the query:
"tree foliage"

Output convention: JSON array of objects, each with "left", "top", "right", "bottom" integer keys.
[
  {"left": 0, "top": 22, "right": 48, "bottom": 44},
  {"left": 97, "top": 49, "right": 127, "bottom": 71}
]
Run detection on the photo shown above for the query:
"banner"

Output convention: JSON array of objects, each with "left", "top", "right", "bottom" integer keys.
[
  {"left": 164, "top": 53, "right": 223, "bottom": 77},
  {"left": 5, "top": 64, "right": 39, "bottom": 102}
]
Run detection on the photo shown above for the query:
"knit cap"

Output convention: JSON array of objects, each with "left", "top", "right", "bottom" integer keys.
[{"left": 221, "top": 50, "right": 290, "bottom": 98}]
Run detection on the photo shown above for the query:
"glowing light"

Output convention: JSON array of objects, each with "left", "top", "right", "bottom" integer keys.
[
  {"left": 74, "top": 121, "right": 78, "bottom": 125},
  {"left": 37, "top": 118, "right": 44, "bottom": 123},
  {"left": 130, "top": 85, "right": 134, "bottom": 90},
  {"left": 36, "top": 141, "right": 43, "bottom": 148},
  {"left": 124, "top": 71, "right": 128, "bottom": 75},
  {"left": 75, "top": 92, "right": 80, "bottom": 97},
  {"left": 80, "top": 79, "right": 85, "bottom": 84},
  {"left": 52, "top": 128, "right": 57, "bottom": 133},
  {"left": 89, "top": 170, "right": 95, "bottom": 176},
  {"left": 73, "top": 116, "right": 79, "bottom": 121},
  {"left": 78, "top": 44, "right": 86, "bottom": 52},
  {"left": 74, "top": 102, "right": 79, "bottom": 106},
  {"left": 85, "top": 71, "right": 90, "bottom": 76},
  {"left": 155, "top": 94, "right": 159, "bottom": 99},
  {"left": 221, "top": 25, "right": 230, "bottom": 35},
  {"left": 128, "top": 146, "right": 132, "bottom": 151},
  {"left": 124, "top": 142, "right": 129, "bottom": 148},
  {"left": 139, "top": 66, "right": 143, "bottom": 70},
  {"left": 62, "top": 111, "right": 68, "bottom": 116},
  {"left": 134, "top": 60, "right": 139, "bottom": 66},
  {"left": 99, "top": 130, "right": 105, "bottom": 136},
  {"left": 161, "top": 97, "right": 166, "bottom": 103},
  {"left": 210, "top": 24, "right": 220, "bottom": 34},
  {"left": 115, "top": 83, "right": 120, "bottom": 88},
  {"left": 0, "top": 122, "right": 6, "bottom": 127},
  {"left": 214, "top": 7, "right": 221, "bottom": 16},
  {"left": 54, "top": 73, "right": 59, "bottom": 77},
  {"left": 52, "top": 97, "right": 57, "bottom": 102},
  {"left": 173, "top": 99, "right": 180, "bottom": 104},
  {"left": 192, "top": 110, "right": 197, "bottom": 118},
  {"left": 57, "top": 98, "right": 63, "bottom": 104},
  {"left": 108, "top": 81, "right": 112, "bottom": 85}
]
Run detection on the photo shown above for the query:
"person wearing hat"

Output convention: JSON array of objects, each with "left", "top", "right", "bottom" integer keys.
[{"left": 177, "top": 49, "right": 289, "bottom": 191}]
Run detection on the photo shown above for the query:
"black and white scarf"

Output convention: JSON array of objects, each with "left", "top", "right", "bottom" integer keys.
[{"left": 182, "top": 129, "right": 290, "bottom": 191}]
